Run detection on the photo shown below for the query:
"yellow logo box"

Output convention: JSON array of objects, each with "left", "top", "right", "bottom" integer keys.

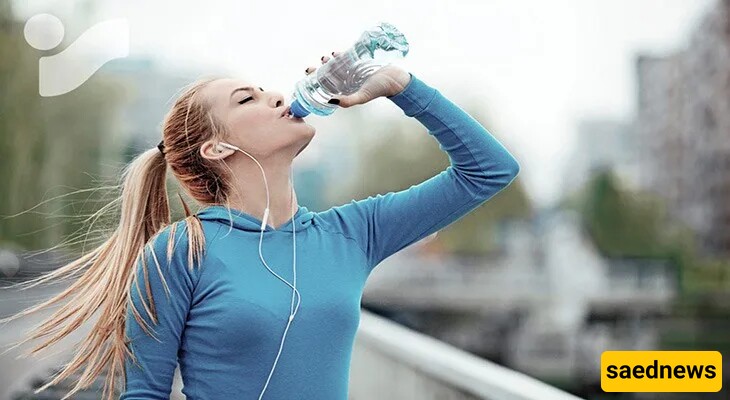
[{"left": 601, "top": 351, "right": 722, "bottom": 392}]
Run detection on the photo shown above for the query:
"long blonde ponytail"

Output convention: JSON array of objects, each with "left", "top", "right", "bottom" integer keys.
[
  {"left": 0, "top": 147, "right": 203, "bottom": 399},
  {"left": 0, "top": 76, "right": 229, "bottom": 399}
]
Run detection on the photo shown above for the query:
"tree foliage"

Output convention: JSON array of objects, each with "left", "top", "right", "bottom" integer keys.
[{"left": 0, "top": 4, "right": 124, "bottom": 250}]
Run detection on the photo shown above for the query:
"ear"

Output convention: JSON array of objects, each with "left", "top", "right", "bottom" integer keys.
[{"left": 200, "top": 139, "right": 234, "bottom": 160}]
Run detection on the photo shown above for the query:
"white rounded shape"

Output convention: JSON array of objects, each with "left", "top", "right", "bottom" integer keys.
[
  {"left": 0, "top": 249, "right": 21, "bottom": 277},
  {"left": 24, "top": 13, "right": 64, "bottom": 51}
]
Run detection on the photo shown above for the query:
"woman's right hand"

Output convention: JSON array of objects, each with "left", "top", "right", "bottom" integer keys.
[{"left": 305, "top": 51, "right": 411, "bottom": 109}]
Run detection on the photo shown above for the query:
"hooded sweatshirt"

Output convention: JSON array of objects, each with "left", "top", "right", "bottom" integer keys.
[{"left": 121, "top": 72, "right": 520, "bottom": 400}]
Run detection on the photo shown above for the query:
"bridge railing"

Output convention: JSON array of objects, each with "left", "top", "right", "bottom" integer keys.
[{"left": 349, "top": 310, "right": 584, "bottom": 400}]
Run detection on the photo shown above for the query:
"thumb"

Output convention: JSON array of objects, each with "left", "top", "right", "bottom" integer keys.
[{"left": 329, "top": 92, "right": 366, "bottom": 109}]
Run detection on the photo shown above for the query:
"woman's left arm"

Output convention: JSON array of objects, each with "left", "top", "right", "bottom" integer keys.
[{"left": 323, "top": 71, "right": 521, "bottom": 273}]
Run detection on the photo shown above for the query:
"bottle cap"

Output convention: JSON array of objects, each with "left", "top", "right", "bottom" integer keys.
[{"left": 289, "top": 99, "right": 310, "bottom": 119}]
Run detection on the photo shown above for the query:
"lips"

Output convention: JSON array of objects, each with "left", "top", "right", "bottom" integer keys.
[{"left": 281, "top": 106, "right": 291, "bottom": 118}]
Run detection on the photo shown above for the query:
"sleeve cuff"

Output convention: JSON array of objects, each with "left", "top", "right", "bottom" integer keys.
[{"left": 386, "top": 72, "right": 438, "bottom": 117}]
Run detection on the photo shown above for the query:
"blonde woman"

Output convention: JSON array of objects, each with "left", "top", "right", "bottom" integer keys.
[{"left": 1, "top": 52, "right": 520, "bottom": 399}]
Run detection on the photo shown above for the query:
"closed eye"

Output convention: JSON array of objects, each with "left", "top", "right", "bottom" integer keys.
[{"left": 236, "top": 88, "right": 263, "bottom": 105}]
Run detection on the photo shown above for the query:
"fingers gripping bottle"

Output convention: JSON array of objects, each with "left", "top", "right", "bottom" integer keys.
[{"left": 288, "top": 21, "right": 410, "bottom": 119}]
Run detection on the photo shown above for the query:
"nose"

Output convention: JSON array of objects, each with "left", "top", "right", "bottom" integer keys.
[{"left": 269, "top": 92, "right": 285, "bottom": 109}]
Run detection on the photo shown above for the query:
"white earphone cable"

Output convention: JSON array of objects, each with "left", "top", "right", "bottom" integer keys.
[{"left": 218, "top": 143, "right": 300, "bottom": 400}]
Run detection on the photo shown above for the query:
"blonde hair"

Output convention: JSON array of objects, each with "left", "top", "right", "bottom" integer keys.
[{"left": 0, "top": 76, "right": 235, "bottom": 399}]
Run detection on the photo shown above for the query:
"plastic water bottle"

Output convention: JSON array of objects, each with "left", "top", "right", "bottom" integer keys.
[{"left": 288, "top": 21, "right": 409, "bottom": 119}]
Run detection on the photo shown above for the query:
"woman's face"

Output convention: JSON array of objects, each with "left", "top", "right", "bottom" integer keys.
[{"left": 201, "top": 78, "right": 315, "bottom": 159}]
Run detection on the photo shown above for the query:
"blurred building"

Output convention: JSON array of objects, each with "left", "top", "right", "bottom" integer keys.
[
  {"left": 565, "top": 119, "right": 640, "bottom": 195},
  {"left": 635, "top": 0, "right": 730, "bottom": 256},
  {"left": 635, "top": 53, "right": 688, "bottom": 223}
]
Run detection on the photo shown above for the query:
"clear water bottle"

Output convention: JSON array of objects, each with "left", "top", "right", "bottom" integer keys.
[{"left": 289, "top": 21, "right": 409, "bottom": 119}]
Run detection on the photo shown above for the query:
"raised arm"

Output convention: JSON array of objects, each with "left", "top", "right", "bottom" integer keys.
[
  {"left": 121, "top": 223, "right": 196, "bottom": 399},
  {"left": 320, "top": 72, "right": 520, "bottom": 274}
]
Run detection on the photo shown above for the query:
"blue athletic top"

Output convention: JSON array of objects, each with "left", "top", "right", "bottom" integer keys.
[{"left": 121, "top": 72, "right": 520, "bottom": 399}]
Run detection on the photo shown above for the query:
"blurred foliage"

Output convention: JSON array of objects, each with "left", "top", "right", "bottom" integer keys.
[
  {"left": 0, "top": 2, "right": 125, "bottom": 251},
  {"left": 353, "top": 112, "right": 531, "bottom": 257},
  {"left": 573, "top": 169, "right": 730, "bottom": 308},
  {"left": 579, "top": 169, "right": 671, "bottom": 258},
  {"left": 571, "top": 168, "right": 730, "bottom": 353},
  {"left": 575, "top": 169, "right": 730, "bottom": 289}
]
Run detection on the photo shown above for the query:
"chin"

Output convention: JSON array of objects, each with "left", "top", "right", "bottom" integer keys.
[
  {"left": 298, "top": 124, "right": 316, "bottom": 139},
  {"left": 294, "top": 133, "right": 314, "bottom": 157}
]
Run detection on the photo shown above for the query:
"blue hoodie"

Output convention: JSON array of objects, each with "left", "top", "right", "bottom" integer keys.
[{"left": 121, "top": 72, "right": 520, "bottom": 399}]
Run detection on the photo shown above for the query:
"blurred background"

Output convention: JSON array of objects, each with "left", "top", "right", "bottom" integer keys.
[{"left": 1, "top": 0, "right": 729, "bottom": 399}]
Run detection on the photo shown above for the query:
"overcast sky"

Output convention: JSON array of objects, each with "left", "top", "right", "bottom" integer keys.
[{"left": 14, "top": 0, "right": 715, "bottom": 206}]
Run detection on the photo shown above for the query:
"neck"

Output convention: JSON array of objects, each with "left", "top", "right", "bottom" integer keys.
[{"left": 225, "top": 154, "right": 298, "bottom": 230}]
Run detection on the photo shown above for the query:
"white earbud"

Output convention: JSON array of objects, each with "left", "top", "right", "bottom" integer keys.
[{"left": 217, "top": 142, "right": 240, "bottom": 152}]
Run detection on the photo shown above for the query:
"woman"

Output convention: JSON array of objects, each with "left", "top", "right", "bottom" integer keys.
[{"left": 2, "top": 52, "right": 520, "bottom": 399}]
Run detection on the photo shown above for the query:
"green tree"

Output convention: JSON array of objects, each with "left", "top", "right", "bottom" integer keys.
[
  {"left": 0, "top": 3, "right": 124, "bottom": 250},
  {"left": 573, "top": 169, "right": 730, "bottom": 296},
  {"left": 580, "top": 169, "right": 669, "bottom": 257}
]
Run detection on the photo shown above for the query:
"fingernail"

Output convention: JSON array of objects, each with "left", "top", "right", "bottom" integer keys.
[
  {"left": 321, "top": 56, "right": 325, "bottom": 61},
  {"left": 328, "top": 98, "right": 340, "bottom": 105},
  {"left": 331, "top": 51, "right": 335, "bottom": 56},
  {"left": 305, "top": 68, "right": 310, "bottom": 73}
]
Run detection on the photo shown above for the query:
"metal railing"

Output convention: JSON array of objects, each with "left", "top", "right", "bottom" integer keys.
[{"left": 349, "top": 310, "right": 584, "bottom": 400}]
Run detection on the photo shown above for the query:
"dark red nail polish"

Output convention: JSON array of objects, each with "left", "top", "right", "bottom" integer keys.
[{"left": 328, "top": 98, "right": 340, "bottom": 105}]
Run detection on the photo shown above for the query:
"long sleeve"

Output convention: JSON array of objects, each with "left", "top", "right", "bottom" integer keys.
[
  {"left": 121, "top": 224, "right": 196, "bottom": 399},
  {"left": 321, "top": 72, "right": 520, "bottom": 273}
]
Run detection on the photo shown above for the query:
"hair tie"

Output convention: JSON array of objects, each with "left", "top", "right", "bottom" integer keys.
[{"left": 157, "top": 140, "right": 166, "bottom": 155}]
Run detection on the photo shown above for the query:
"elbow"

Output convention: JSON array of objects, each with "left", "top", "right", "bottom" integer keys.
[
  {"left": 471, "top": 156, "right": 520, "bottom": 199},
  {"left": 506, "top": 157, "right": 521, "bottom": 181},
  {"left": 495, "top": 158, "right": 520, "bottom": 190},
  {"left": 491, "top": 155, "right": 521, "bottom": 187}
]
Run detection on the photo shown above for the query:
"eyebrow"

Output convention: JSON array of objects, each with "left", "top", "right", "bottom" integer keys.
[{"left": 230, "top": 86, "right": 264, "bottom": 99}]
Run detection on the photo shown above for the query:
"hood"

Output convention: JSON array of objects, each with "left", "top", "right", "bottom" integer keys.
[{"left": 196, "top": 205, "right": 315, "bottom": 233}]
